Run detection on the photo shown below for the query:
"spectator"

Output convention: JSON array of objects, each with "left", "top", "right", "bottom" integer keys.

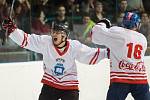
[
  {"left": 31, "top": 0, "right": 55, "bottom": 20},
  {"left": 0, "top": 0, "right": 19, "bottom": 46},
  {"left": 114, "top": 0, "right": 128, "bottom": 26},
  {"left": 47, "top": 5, "right": 73, "bottom": 38},
  {"left": 13, "top": 0, "right": 31, "bottom": 33},
  {"left": 0, "top": 0, "right": 9, "bottom": 45},
  {"left": 142, "top": 0, "right": 150, "bottom": 14},
  {"left": 90, "top": 1, "right": 105, "bottom": 23},
  {"left": 116, "top": 12, "right": 125, "bottom": 26},
  {"left": 127, "top": 0, "right": 144, "bottom": 12},
  {"left": 118, "top": 0, "right": 128, "bottom": 13},
  {"left": 43, "top": 0, "right": 55, "bottom": 19},
  {"left": 48, "top": 5, "right": 72, "bottom": 30},
  {"left": 139, "top": 12, "right": 150, "bottom": 46},
  {"left": 73, "top": 12, "right": 95, "bottom": 46},
  {"left": 98, "top": 0, "right": 116, "bottom": 22},
  {"left": 80, "top": 0, "right": 95, "bottom": 13},
  {"left": 31, "top": 8, "right": 50, "bottom": 35},
  {"left": 0, "top": 0, "right": 8, "bottom": 23},
  {"left": 64, "top": 0, "right": 80, "bottom": 16}
]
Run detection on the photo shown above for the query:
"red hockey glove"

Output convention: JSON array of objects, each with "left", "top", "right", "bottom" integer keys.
[{"left": 2, "top": 17, "right": 17, "bottom": 35}]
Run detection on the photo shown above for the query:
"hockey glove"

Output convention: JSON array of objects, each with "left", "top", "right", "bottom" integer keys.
[
  {"left": 98, "top": 18, "right": 111, "bottom": 28},
  {"left": 2, "top": 17, "right": 17, "bottom": 35}
]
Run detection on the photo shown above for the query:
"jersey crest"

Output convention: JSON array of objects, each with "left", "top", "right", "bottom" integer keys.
[{"left": 53, "top": 58, "right": 65, "bottom": 76}]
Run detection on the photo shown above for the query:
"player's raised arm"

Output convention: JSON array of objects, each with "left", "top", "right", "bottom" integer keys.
[
  {"left": 74, "top": 40, "right": 109, "bottom": 65},
  {"left": 91, "top": 18, "right": 113, "bottom": 46},
  {"left": 2, "top": 17, "right": 50, "bottom": 54},
  {"left": 91, "top": 18, "right": 128, "bottom": 48}
]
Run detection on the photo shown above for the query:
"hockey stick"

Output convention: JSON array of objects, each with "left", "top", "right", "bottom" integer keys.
[
  {"left": 9, "top": 0, "right": 16, "bottom": 19},
  {"left": 5, "top": 0, "right": 16, "bottom": 42}
]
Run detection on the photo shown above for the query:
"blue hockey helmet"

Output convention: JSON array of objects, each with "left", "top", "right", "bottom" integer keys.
[{"left": 123, "top": 12, "right": 141, "bottom": 29}]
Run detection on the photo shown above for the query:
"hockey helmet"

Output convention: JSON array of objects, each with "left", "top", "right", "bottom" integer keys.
[
  {"left": 123, "top": 12, "right": 141, "bottom": 29},
  {"left": 52, "top": 23, "right": 70, "bottom": 36}
]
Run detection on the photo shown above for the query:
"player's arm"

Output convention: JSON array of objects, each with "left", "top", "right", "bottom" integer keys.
[
  {"left": 91, "top": 18, "right": 123, "bottom": 47},
  {"left": 74, "top": 40, "right": 109, "bottom": 65},
  {"left": 91, "top": 18, "right": 111, "bottom": 46},
  {"left": 2, "top": 17, "right": 49, "bottom": 53}
]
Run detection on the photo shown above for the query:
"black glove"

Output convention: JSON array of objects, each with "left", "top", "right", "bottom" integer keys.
[
  {"left": 2, "top": 17, "right": 17, "bottom": 35},
  {"left": 98, "top": 18, "right": 111, "bottom": 28}
]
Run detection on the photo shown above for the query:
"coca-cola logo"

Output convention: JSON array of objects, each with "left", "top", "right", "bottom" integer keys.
[{"left": 119, "top": 59, "right": 145, "bottom": 72}]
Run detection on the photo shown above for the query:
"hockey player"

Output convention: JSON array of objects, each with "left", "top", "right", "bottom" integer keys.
[
  {"left": 2, "top": 18, "right": 109, "bottom": 100},
  {"left": 91, "top": 12, "right": 150, "bottom": 100}
]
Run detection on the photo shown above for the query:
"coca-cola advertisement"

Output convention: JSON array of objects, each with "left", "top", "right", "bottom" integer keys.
[{"left": 119, "top": 59, "right": 146, "bottom": 72}]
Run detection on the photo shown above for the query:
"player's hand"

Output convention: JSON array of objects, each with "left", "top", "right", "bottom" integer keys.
[
  {"left": 2, "top": 17, "right": 17, "bottom": 35},
  {"left": 98, "top": 18, "right": 111, "bottom": 28}
]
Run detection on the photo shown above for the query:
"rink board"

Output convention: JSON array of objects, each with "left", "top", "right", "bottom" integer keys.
[{"left": 0, "top": 57, "right": 150, "bottom": 100}]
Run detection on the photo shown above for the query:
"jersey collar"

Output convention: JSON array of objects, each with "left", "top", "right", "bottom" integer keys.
[{"left": 54, "top": 41, "right": 69, "bottom": 56}]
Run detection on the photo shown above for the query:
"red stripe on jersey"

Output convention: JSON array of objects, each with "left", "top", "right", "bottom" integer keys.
[
  {"left": 44, "top": 72, "right": 78, "bottom": 83},
  {"left": 59, "top": 73, "right": 77, "bottom": 80},
  {"left": 92, "top": 48, "right": 100, "bottom": 64},
  {"left": 45, "top": 72, "right": 58, "bottom": 82},
  {"left": 24, "top": 33, "right": 28, "bottom": 47},
  {"left": 21, "top": 34, "right": 26, "bottom": 47},
  {"left": 110, "top": 71, "right": 146, "bottom": 75},
  {"left": 21, "top": 33, "right": 28, "bottom": 48},
  {"left": 110, "top": 71, "right": 148, "bottom": 84},
  {"left": 110, "top": 78, "right": 148, "bottom": 84},
  {"left": 110, "top": 75, "right": 147, "bottom": 78},
  {"left": 43, "top": 75, "right": 79, "bottom": 84},
  {"left": 89, "top": 48, "right": 98, "bottom": 64},
  {"left": 41, "top": 79, "right": 79, "bottom": 90},
  {"left": 43, "top": 75, "right": 58, "bottom": 82}
]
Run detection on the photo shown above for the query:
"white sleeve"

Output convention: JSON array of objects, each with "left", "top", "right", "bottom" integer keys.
[
  {"left": 75, "top": 41, "right": 109, "bottom": 65},
  {"left": 91, "top": 23, "right": 109, "bottom": 45},
  {"left": 9, "top": 28, "right": 50, "bottom": 53},
  {"left": 91, "top": 23, "right": 124, "bottom": 48}
]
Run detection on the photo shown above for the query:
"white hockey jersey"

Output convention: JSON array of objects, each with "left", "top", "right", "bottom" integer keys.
[
  {"left": 92, "top": 23, "right": 148, "bottom": 84},
  {"left": 9, "top": 28, "right": 108, "bottom": 90}
]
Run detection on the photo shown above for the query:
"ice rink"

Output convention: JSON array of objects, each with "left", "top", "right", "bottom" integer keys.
[{"left": 0, "top": 57, "right": 150, "bottom": 100}]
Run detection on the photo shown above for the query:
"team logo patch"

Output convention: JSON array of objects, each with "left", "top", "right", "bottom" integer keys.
[
  {"left": 54, "top": 63, "right": 65, "bottom": 76},
  {"left": 53, "top": 58, "right": 65, "bottom": 76}
]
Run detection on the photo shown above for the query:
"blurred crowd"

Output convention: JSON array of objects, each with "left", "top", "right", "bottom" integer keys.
[{"left": 0, "top": 0, "right": 150, "bottom": 61}]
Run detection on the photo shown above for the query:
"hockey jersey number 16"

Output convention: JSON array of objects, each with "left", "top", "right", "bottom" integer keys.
[{"left": 92, "top": 23, "right": 148, "bottom": 84}]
